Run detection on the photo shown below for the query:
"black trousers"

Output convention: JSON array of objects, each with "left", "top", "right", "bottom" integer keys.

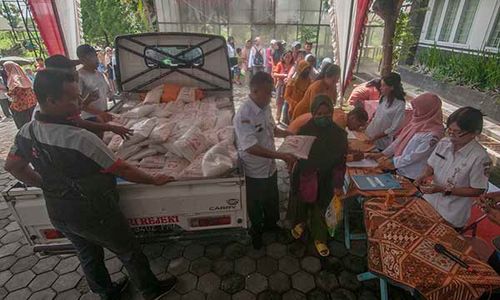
[
  {"left": 12, "top": 106, "right": 34, "bottom": 129},
  {"left": 52, "top": 212, "right": 160, "bottom": 296},
  {"left": 245, "top": 173, "right": 280, "bottom": 233},
  {"left": 0, "top": 98, "right": 11, "bottom": 118}
]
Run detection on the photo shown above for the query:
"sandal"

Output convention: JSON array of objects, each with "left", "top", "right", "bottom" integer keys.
[
  {"left": 314, "top": 240, "right": 330, "bottom": 257},
  {"left": 291, "top": 223, "right": 305, "bottom": 240}
]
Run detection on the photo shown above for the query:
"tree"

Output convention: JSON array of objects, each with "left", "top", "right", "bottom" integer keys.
[
  {"left": 373, "top": 0, "right": 404, "bottom": 76},
  {"left": 81, "top": 0, "right": 148, "bottom": 47}
]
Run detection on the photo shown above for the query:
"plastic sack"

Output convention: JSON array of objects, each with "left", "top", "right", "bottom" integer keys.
[
  {"left": 325, "top": 195, "right": 343, "bottom": 237},
  {"left": 196, "top": 112, "right": 217, "bottom": 131},
  {"left": 205, "top": 129, "right": 219, "bottom": 146},
  {"left": 103, "top": 131, "right": 114, "bottom": 144},
  {"left": 176, "top": 87, "right": 197, "bottom": 103},
  {"left": 163, "top": 154, "right": 190, "bottom": 178},
  {"left": 129, "top": 148, "right": 158, "bottom": 161},
  {"left": 202, "top": 143, "right": 234, "bottom": 177},
  {"left": 108, "top": 134, "right": 123, "bottom": 152},
  {"left": 117, "top": 144, "right": 143, "bottom": 160},
  {"left": 199, "top": 101, "right": 217, "bottom": 112},
  {"left": 215, "top": 110, "right": 233, "bottom": 129},
  {"left": 149, "top": 143, "right": 169, "bottom": 154},
  {"left": 277, "top": 135, "right": 316, "bottom": 159},
  {"left": 217, "top": 126, "right": 235, "bottom": 144},
  {"left": 179, "top": 155, "right": 204, "bottom": 178},
  {"left": 140, "top": 155, "right": 166, "bottom": 169},
  {"left": 184, "top": 101, "right": 200, "bottom": 112},
  {"left": 121, "top": 104, "right": 156, "bottom": 119},
  {"left": 143, "top": 85, "right": 164, "bottom": 104},
  {"left": 150, "top": 122, "right": 173, "bottom": 143},
  {"left": 173, "top": 126, "right": 209, "bottom": 162},
  {"left": 123, "top": 118, "right": 157, "bottom": 146}
]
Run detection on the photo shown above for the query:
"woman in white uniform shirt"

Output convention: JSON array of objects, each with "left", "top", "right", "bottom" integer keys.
[
  {"left": 365, "top": 72, "right": 406, "bottom": 150},
  {"left": 415, "top": 107, "right": 491, "bottom": 229},
  {"left": 367, "top": 93, "right": 444, "bottom": 180}
]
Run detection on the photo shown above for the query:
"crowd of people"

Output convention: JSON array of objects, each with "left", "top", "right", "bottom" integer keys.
[{"left": 1, "top": 36, "right": 499, "bottom": 299}]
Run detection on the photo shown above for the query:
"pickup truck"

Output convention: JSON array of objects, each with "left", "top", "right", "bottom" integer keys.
[{"left": 1, "top": 33, "right": 248, "bottom": 254}]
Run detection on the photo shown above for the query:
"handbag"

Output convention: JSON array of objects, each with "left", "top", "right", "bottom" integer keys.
[{"left": 299, "top": 168, "right": 318, "bottom": 203}]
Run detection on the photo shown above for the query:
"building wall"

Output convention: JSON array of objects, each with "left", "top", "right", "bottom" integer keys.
[{"left": 418, "top": 0, "right": 499, "bottom": 53}]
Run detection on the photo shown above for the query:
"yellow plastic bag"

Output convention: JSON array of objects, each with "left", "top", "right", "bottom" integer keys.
[{"left": 325, "top": 195, "right": 343, "bottom": 237}]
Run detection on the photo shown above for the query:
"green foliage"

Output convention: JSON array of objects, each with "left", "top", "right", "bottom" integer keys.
[
  {"left": 299, "top": 26, "right": 317, "bottom": 44},
  {"left": 416, "top": 46, "right": 500, "bottom": 93},
  {"left": 0, "top": 3, "right": 21, "bottom": 30},
  {"left": 81, "top": 0, "right": 148, "bottom": 47},
  {"left": 392, "top": 11, "right": 417, "bottom": 68}
]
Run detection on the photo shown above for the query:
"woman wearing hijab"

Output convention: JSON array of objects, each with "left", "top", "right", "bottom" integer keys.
[
  {"left": 292, "top": 64, "right": 340, "bottom": 121},
  {"left": 287, "top": 95, "right": 348, "bottom": 257},
  {"left": 4, "top": 61, "right": 37, "bottom": 128},
  {"left": 367, "top": 93, "right": 445, "bottom": 180},
  {"left": 284, "top": 61, "right": 311, "bottom": 123}
]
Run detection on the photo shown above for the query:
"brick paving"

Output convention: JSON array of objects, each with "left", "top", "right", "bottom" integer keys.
[{"left": 0, "top": 86, "right": 416, "bottom": 299}]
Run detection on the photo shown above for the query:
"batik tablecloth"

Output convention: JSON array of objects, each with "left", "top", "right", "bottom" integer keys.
[{"left": 364, "top": 197, "right": 500, "bottom": 300}]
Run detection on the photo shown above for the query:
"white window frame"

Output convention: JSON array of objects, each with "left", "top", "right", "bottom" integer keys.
[
  {"left": 484, "top": 6, "right": 500, "bottom": 52},
  {"left": 421, "top": 0, "right": 487, "bottom": 49}
]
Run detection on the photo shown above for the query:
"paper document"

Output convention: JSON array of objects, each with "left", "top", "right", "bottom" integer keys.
[{"left": 346, "top": 159, "right": 378, "bottom": 168}]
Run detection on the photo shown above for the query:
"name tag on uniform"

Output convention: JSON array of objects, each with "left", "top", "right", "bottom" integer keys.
[{"left": 435, "top": 153, "right": 446, "bottom": 160}]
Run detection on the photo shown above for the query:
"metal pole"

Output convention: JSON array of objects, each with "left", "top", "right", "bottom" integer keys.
[
  {"left": 315, "top": 0, "right": 323, "bottom": 57},
  {"left": 2, "top": 0, "right": 19, "bottom": 41},
  {"left": 342, "top": 0, "right": 355, "bottom": 98}
]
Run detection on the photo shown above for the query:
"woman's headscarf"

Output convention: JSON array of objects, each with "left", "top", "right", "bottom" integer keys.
[
  {"left": 288, "top": 61, "right": 310, "bottom": 87},
  {"left": 310, "top": 94, "right": 333, "bottom": 114},
  {"left": 393, "top": 93, "right": 444, "bottom": 156},
  {"left": 319, "top": 57, "right": 333, "bottom": 71},
  {"left": 3, "top": 61, "right": 32, "bottom": 90}
]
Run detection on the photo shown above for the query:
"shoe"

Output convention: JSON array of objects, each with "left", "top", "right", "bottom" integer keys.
[
  {"left": 99, "top": 276, "right": 129, "bottom": 300},
  {"left": 143, "top": 277, "right": 177, "bottom": 300}
]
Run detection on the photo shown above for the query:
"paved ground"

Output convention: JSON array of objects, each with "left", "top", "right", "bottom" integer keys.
[{"left": 0, "top": 85, "right": 415, "bottom": 299}]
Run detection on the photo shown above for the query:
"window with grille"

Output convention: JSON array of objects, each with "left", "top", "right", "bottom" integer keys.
[
  {"left": 454, "top": 0, "right": 479, "bottom": 44},
  {"left": 426, "top": 0, "right": 445, "bottom": 40},
  {"left": 438, "top": 0, "right": 460, "bottom": 42},
  {"left": 487, "top": 12, "right": 500, "bottom": 48}
]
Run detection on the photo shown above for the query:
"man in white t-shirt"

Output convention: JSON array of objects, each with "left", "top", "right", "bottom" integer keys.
[{"left": 76, "top": 44, "right": 113, "bottom": 123}]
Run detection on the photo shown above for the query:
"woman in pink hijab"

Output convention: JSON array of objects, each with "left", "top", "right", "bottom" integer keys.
[
  {"left": 367, "top": 93, "right": 445, "bottom": 180},
  {"left": 4, "top": 61, "right": 37, "bottom": 128}
]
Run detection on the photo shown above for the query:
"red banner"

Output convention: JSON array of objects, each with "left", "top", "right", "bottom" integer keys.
[{"left": 27, "top": 0, "right": 66, "bottom": 56}]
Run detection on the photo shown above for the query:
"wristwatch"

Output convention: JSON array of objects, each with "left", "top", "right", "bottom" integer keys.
[{"left": 444, "top": 187, "right": 452, "bottom": 196}]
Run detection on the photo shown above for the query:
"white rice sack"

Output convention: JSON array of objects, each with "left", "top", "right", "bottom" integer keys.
[
  {"left": 121, "top": 104, "right": 156, "bottom": 118},
  {"left": 196, "top": 112, "right": 217, "bottom": 131},
  {"left": 103, "top": 131, "right": 114, "bottom": 145},
  {"left": 126, "top": 160, "right": 141, "bottom": 167},
  {"left": 217, "top": 126, "right": 235, "bottom": 144},
  {"left": 108, "top": 134, "right": 123, "bottom": 152},
  {"left": 149, "top": 144, "right": 169, "bottom": 154},
  {"left": 150, "top": 122, "right": 173, "bottom": 143},
  {"left": 173, "top": 126, "right": 209, "bottom": 162},
  {"left": 140, "top": 155, "right": 166, "bottom": 169},
  {"left": 123, "top": 118, "right": 157, "bottom": 146},
  {"left": 163, "top": 142, "right": 184, "bottom": 158},
  {"left": 184, "top": 101, "right": 200, "bottom": 112},
  {"left": 143, "top": 85, "right": 163, "bottom": 104},
  {"left": 277, "top": 135, "right": 317, "bottom": 159},
  {"left": 215, "top": 110, "right": 233, "bottom": 129},
  {"left": 199, "top": 101, "right": 217, "bottom": 112},
  {"left": 129, "top": 148, "right": 158, "bottom": 161},
  {"left": 163, "top": 154, "right": 190, "bottom": 178},
  {"left": 202, "top": 143, "right": 234, "bottom": 177},
  {"left": 216, "top": 97, "right": 232, "bottom": 108},
  {"left": 205, "top": 129, "right": 219, "bottom": 146},
  {"left": 117, "top": 144, "right": 143, "bottom": 160},
  {"left": 179, "top": 155, "right": 204, "bottom": 178},
  {"left": 151, "top": 103, "right": 168, "bottom": 117},
  {"left": 176, "top": 87, "right": 197, "bottom": 103}
]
